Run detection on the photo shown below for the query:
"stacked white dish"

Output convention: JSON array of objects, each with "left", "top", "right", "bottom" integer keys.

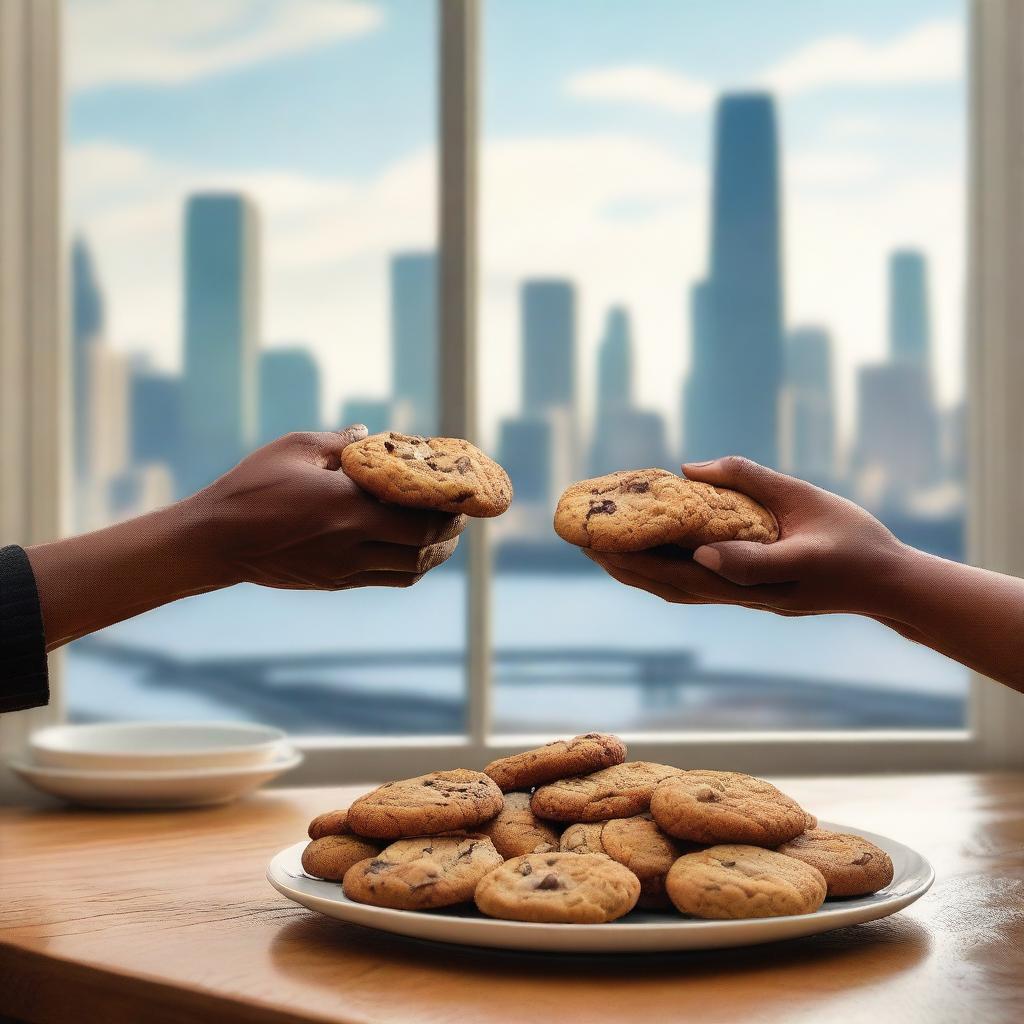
[{"left": 9, "top": 722, "right": 302, "bottom": 809}]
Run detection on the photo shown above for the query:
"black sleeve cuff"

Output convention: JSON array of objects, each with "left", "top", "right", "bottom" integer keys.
[{"left": 0, "top": 544, "right": 50, "bottom": 713}]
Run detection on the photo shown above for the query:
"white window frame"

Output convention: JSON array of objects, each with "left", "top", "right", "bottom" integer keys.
[{"left": 1, "top": 0, "right": 1022, "bottom": 796}]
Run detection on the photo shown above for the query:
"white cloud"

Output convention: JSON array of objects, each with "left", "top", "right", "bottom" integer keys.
[
  {"left": 762, "top": 19, "right": 963, "bottom": 95},
  {"left": 67, "top": 0, "right": 383, "bottom": 90},
  {"left": 566, "top": 65, "right": 713, "bottom": 115}
]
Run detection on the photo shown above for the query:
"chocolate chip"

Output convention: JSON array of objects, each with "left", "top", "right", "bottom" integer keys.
[
  {"left": 383, "top": 440, "right": 396, "bottom": 453},
  {"left": 536, "top": 873, "right": 562, "bottom": 891},
  {"left": 366, "top": 859, "right": 388, "bottom": 875},
  {"left": 425, "top": 461, "right": 438, "bottom": 471},
  {"left": 585, "top": 499, "right": 617, "bottom": 520},
  {"left": 719, "top": 860, "right": 736, "bottom": 868},
  {"left": 623, "top": 479, "right": 650, "bottom": 493},
  {"left": 456, "top": 456, "right": 471, "bottom": 474}
]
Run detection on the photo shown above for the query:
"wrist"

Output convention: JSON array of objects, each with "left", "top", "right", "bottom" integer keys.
[
  {"left": 858, "top": 539, "right": 927, "bottom": 620},
  {"left": 161, "top": 492, "right": 234, "bottom": 593}
]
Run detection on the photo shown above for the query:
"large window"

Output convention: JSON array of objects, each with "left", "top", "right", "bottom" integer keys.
[
  {"left": 482, "top": 0, "right": 968, "bottom": 733},
  {"left": 61, "top": 1, "right": 973, "bottom": 750},
  {"left": 64, "top": 0, "right": 470, "bottom": 735}
]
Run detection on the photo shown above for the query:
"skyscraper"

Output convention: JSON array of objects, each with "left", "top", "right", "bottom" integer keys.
[
  {"left": 72, "top": 238, "right": 104, "bottom": 497},
  {"left": 182, "top": 193, "right": 260, "bottom": 494},
  {"left": 889, "top": 250, "right": 931, "bottom": 366},
  {"left": 682, "top": 279, "right": 714, "bottom": 462},
  {"left": 258, "top": 347, "right": 321, "bottom": 445},
  {"left": 340, "top": 398, "right": 391, "bottom": 437},
  {"left": 595, "top": 306, "right": 632, "bottom": 412},
  {"left": 391, "top": 252, "right": 438, "bottom": 435},
  {"left": 781, "top": 327, "right": 836, "bottom": 484},
  {"left": 130, "top": 361, "right": 182, "bottom": 477},
  {"left": 521, "top": 280, "right": 576, "bottom": 413},
  {"left": 689, "top": 93, "right": 784, "bottom": 467}
]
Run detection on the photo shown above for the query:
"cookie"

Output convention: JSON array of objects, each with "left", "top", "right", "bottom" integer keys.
[
  {"left": 532, "top": 762, "right": 683, "bottom": 822},
  {"left": 474, "top": 851, "right": 641, "bottom": 923},
  {"left": 301, "top": 834, "right": 382, "bottom": 881},
  {"left": 650, "top": 770, "right": 808, "bottom": 846},
  {"left": 561, "top": 814, "right": 690, "bottom": 909},
  {"left": 666, "top": 845, "right": 827, "bottom": 919},
  {"left": 347, "top": 769, "right": 504, "bottom": 841},
  {"left": 308, "top": 808, "right": 351, "bottom": 840},
  {"left": 343, "top": 833, "right": 503, "bottom": 910},
  {"left": 553, "top": 468, "right": 778, "bottom": 552},
  {"left": 484, "top": 733, "right": 627, "bottom": 792},
  {"left": 776, "top": 828, "right": 894, "bottom": 897},
  {"left": 341, "top": 432, "right": 512, "bottom": 518},
  {"left": 480, "top": 791, "right": 561, "bottom": 859}
]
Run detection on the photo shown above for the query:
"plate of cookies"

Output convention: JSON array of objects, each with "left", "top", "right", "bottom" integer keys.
[{"left": 267, "top": 734, "right": 933, "bottom": 953}]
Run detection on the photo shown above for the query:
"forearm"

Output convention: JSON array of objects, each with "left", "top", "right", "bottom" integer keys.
[
  {"left": 871, "top": 546, "right": 1024, "bottom": 691},
  {"left": 25, "top": 496, "right": 221, "bottom": 651}
]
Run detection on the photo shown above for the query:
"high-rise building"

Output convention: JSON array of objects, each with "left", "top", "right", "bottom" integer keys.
[
  {"left": 595, "top": 306, "right": 632, "bottom": 412},
  {"left": 781, "top": 327, "right": 836, "bottom": 484},
  {"left": 258, "top": 347, "right": 321, "bottom": 445},
  {"left": 339, "top": 398, "right": 392, "bottom": 437},
  {"left": 682, "top": 279, "right": 714, "bottom": 463},
  {"left": 391, "top": 252, "right": 438, "bottom": 435},
  {"left": 129, "top": 361, "right": 182, "bottom": 480},
  {"left": 689, "top": 93, "right": 784, "bottom": 467},
  {"left": 182, "top": 193, "right": 260, "bottom": 494},
  {"left": 71, "top": 238, "right": 104, "bottom": 509},
  {"left": 889, "top": 250, "right": 931, "bottom": 367},
  {"left": 593, "top": 409, "right": 671, "bottom": 474},
  {"left": 499, "top": 416, "right": 552, "bottom": 504},
  {"left": 521, "top": 280, "right": 576, "bottom": 413}
]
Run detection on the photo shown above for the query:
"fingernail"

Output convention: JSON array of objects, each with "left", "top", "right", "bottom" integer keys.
[
  {"left": 683, "top": 459, "right": 715, "bottom": 468},
  {"left": 693, "top": 546, "right": 721, "bottom": 571}
]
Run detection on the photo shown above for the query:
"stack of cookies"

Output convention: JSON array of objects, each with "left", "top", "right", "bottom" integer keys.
[{"left": 300, "top": 733, "right": 894, "bottom": 924}]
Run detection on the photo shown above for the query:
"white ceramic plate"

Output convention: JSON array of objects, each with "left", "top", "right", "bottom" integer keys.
[
  {"left": 9, "top": 748, "right": 303, "bottom": 809},
  {"left": 30, "top": 721, "right": 287, "bottom": 772},
  {"left": 267, "top": 821, "right": 933, "bottom": 953}
]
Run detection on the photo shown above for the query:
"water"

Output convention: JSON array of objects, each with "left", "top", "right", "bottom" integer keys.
[{"left": 66, "top": 570, "right": 968, "bottom": 732}]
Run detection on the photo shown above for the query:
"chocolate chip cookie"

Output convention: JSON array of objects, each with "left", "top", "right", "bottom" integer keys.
[
  {"left": 307, "top": 808, "right": 351, "bottom": 840},
  {"left": 553, "top": 468, "right": 778, "bottom": 552},
  {"left": 532, "top": 762, "right": 683, "bottom": 823},
  {"left": 484, "top": 733, "right": 627, "bottom": 793},
  {"left": 301, "top": 834, "right": 382, "bottom": 881},
  {"left": 343, "top": 833, "right": 503, "bottom": 911},
  {"left": 474, "top": 851, "right": 641, "bottom": 923},
  {"left": 650, "top": 770, "right": 809, "bottom": 846},
  {"left": 666, "top": 845, "right": 827, "bottom": 919},
  {"left": 561, "top": 813, "right": 690, "bottom": 909},
  {"left": 347, "top": 769, "right": 504, "bottom": 841},
  {"left": 480, "top": 791, "right": 562, "bottom": 859},
  {"left": 341, "top": 432, "right": 512, "bottom": 518},
  {"left": 777, "top": 828, "right": 894, "bottom": 897}
]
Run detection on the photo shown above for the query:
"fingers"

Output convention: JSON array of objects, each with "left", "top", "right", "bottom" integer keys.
[
  {"left": 361, "top": 504, "right": 468, "bottom": 547},
  {"left": 335, "top": 570, "right": 426, "bottom": 590},
  {"left": 279, "top": 426, "right": 369, "bottom": 469},
  {"left": 681, "top": 455, "right": 806, "bottom": 517},
  {"left": 692, "top": 538, "right": 803, "bottom": 586},
  {"left": 355, "top": 538, "right": 459, "bottom": 574}
]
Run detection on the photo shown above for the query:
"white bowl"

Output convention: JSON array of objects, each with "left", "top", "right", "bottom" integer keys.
[
  {"left": 8, "top": 748, "right": 303, "bottom": 809},
  {"left": 29, "top": 721, "right": 287, "bottom": 772}
]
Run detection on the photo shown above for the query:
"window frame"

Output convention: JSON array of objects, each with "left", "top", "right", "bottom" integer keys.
[{"left": 1, "top": 0, "right": 1022, "bottom": 796}]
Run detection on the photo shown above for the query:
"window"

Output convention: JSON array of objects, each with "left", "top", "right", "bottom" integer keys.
[
  {"left": 64, "top": 0, "right": 471, "bottom": 737},
  {"left": 481, "top": 0, "right": 969, "bottom": 733},
  {"left": 1, "top": 0, "right": 1019, "bottom": 782}
]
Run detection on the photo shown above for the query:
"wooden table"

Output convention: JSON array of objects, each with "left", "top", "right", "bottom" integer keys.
[{"left": 2, "top": 773, "right": 1022, "bottom": 1024}]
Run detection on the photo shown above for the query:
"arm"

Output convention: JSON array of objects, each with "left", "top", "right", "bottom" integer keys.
[
  {"left": 586, "top": 456, "right": 1024, "bottom": 693},
  {"left": 26, "top": 426, "right": 465, "bottom": 651}
]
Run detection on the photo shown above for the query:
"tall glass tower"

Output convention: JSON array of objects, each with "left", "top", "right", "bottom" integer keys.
[
  {"left": 390, "top": 252, "right": 438, "bottom": 435},
  {"left": 182, "top": 193, "right": 260, "bottom": 493},
  {"left": 259, "top": 347, "right": 321, "bottom": 445},
  {"left": 521, "top": 279, "right": 576, "bottom": 413},
  {"left": 595, "top": 306, "right": 632, "bottom": 413},
  {"left": 889, "top": 250, "right": 930, "bottom": 367},
  {"left": 699, "top": 93, "right": 784, "bottom": 467}
]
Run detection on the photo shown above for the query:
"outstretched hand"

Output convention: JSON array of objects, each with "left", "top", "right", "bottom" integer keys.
[{"left": 585, "top": 456, "right": 910, "bottom": 619}]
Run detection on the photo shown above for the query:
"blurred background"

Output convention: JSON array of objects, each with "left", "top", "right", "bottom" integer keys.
[{"left": 64, "top": 0, "right": 967, "bottom": 736}]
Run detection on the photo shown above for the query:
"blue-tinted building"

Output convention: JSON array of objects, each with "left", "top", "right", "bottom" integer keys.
[
  {"left": 694, "top": 93, "right": 784, "bottom": 467},
  {"left": 391, "top": 252, "right": 438, "bottom": 435},
  {"left": 72, "top": 238, "right": 104, "bottom": 490},
  {"left": 889, "top": 250, "right": 930, "bottom": 366},
  {"left": 595, "top": 306, "right": 632, "bottom": 412},
  {"left": 340, "top": 398, "right": 391, "bottom": 437},
  {"left": 499, "top": 416, "right": 552, "bottom": 504},
  {"left": 522, "top": 280, "right": 576, "bottom": 413},
  {"left": 181, "top": 193, "right": 260, "bottom": 493},
  {"left": 683, "top": 279, "right": 714, "bottom": 463},
  {"left": 784, "top": 327, "right": 836, "bottom": 483},
  {"left": 259, "top": 347, "right": 321, "bottom": 445},
  {"left": 130, "top": 363, "right": 182, "bottom": 480}
]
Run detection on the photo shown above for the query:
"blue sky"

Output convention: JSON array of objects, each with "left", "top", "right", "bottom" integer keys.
[{"left": 66, "top": 0, "right": 966, "bottom": 461}]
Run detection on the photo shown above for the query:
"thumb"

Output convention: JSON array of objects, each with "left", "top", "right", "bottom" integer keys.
[
  {"left": 332, "top": 423, "right": 369, "bottom": 450},
  {"left": 693, "top": 538, "right": 801, "bottom": 586},
  {"left": 297, "top": 424, "right": 368, "bottom": 470},
  {"left": 682, "top": 455, "right": 808, "bottom": 516}
]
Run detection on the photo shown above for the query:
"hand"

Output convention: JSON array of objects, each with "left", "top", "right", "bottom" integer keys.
[
  {"left": 585, "top": 456, "right": 910, "bottom": 619},
  {"left": 187, "top": 426, "right": 466, "bottom": 591}
]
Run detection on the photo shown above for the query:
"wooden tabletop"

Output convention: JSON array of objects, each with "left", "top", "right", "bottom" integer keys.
[{"left": 2, "top": 773, "right": 1022, "bottom": 1024}]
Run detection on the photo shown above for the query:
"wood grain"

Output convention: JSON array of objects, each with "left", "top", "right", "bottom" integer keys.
[{"left": 2, "top": 774, "right": 1023, "bottom": 1024}]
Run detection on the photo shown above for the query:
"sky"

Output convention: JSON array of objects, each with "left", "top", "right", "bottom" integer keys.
[{"left": 66, "top": 0, "right": 966, "bottom": 459}]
